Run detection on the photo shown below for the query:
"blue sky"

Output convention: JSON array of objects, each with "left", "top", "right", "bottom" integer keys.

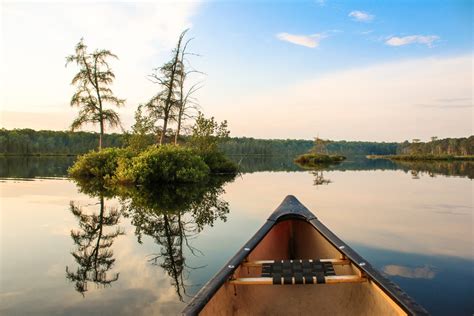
[
  {"left": 190, "top": 0, "right": 471, "bottom": 89},
  {"left": 1, "top": 0, "right": 472, "bottom": 141}
]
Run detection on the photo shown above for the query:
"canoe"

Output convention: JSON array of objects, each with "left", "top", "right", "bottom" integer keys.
[{"left": 183, "top": 195, "right": 428, "bottom": 315}]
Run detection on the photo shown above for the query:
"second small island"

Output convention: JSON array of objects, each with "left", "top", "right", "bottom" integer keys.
[{"left": 294, "top": 138, "right": 346, "bottom": 167}]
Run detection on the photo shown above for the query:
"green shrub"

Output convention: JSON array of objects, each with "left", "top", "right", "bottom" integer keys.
[
  {"left": 200, "top": 150, "right": 238, "bottom": 174},
  {"left": 294, "top": 153, "right": 346, "bottom": 166},
  {"left": 118, "top": 145, "right": 210, "bottom": 184},
  {"left": 68, "top": 148, "right": 131, "bottom": 181}
]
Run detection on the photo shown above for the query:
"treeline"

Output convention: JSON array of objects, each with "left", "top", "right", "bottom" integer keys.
[
  {"left": 398, "top": 136, "right": 474, "bottom": 156},
  {"left": 219, "top": 138, "right": 313, "bottom": 156},
  {"left": 0, "top": 129, "right": 125, "bottom": 155},
  {"left": 219, "top": 137, "right": 398, "bottom": 156},
  {"left": 1, "top": 129, "right": 398, "bottom": 156},
  {"left": 3, "top": 129, "right": 471, "bottom": 157}
]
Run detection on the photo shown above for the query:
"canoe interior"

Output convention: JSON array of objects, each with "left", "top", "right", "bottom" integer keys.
[{"left": 200, "top": 219, "right": 407, "bottom": 316}]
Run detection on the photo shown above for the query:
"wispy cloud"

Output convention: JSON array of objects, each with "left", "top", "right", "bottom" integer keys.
[
  {"left": 315, "top": 0, "right": 326, "bottom": 7},
  {"left": 414, "top": 96, "right": 472, "bottom": 109},
  {"left": 385, "top": 35, "right": 439, "bottom": 47},
  {"left": 276, "top": 32, "right": 326, "bottom": 48},
  {"left": 414, "top": 104, "right": 472, "bottom": 109},
  {"left": 436, "top": 97, "right": 471, "bottom": 103},
  {"left": 348, "top": 10, "right": 374, "bottom": 22}
]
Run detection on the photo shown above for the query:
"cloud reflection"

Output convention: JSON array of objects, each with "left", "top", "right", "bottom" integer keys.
[{"left": 383, "top": 264, "right": 437, "bottom": 279}]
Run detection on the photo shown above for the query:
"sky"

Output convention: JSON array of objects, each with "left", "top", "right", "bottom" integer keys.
[{"left": 1, "top": 0, "right": 472, "bottom": 141}]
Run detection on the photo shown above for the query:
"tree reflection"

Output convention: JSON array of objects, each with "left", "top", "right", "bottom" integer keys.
[
  {"left": 68, "top": 175, "right": 234, "bottom": 299},
  {"left": 119, "top": 176, "right": 233, "bottom": 300},
  {"left": 395, "top": 161, "right": 474, "bottom": 179},
  {"left": 312, "top": 170, "right": 331, "bottom": 186},
  {"left": 66, "top": 180, "right": 124, "bottom": 296},
  {"left": 297, "top": 163, "right": 333, "bottom": 187}
]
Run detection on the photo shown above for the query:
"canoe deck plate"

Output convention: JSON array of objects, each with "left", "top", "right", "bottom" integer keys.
[{"left": 262, "top": 259, "right": 335, "bottom": 284}]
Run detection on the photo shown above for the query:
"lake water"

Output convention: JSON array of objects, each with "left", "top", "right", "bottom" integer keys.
[{"left": 0, "top": 156, "right": 473, "bottom": 315}]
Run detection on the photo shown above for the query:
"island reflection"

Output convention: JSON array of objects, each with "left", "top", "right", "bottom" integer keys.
[{"left": 66, "top": 175, "right": 235, "bottom": 299}]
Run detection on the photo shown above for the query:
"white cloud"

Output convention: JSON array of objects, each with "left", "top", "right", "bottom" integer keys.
[
  {"left": 276, "top": 32, "right": 326, "bottom": 48},
  {"left": 348, "top": 10, "right": 374, "bottom": 22},
  {"left": 385, "top": 35, "right": 440, "bottom": 47}
]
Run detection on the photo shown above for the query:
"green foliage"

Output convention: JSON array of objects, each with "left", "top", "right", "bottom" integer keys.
[
  {"left": 294, "top": 153, "right": 346, "bottom": 167},
  {"left": 0, "top": 128, "right": 126, "bottom": 155},
  {"left": 126, "top": 104, "right": 156, "bottom": 152},
  {"left": 219, "top": 137, "right": 399, "bottom": 156},
  {"left": 200, "top": 150, "right": 238, "bottom": 174},
  {"left": 9, "top": 129, "right": 473, "bottom": 158},
  {"left": 1, "top": 128, "right": 403, "bottom": 157},
  {"left": 66, "top": 39, "right": 125, "bottom": 149},
  {"left": 186, "top": 113, "right": 237, "bottom": 174},
  {"left": 398, "top": 136, "right": 474, "bottom": 156},
  {"left": 68, "top": 148, "right": 131, "bottom": 181},
  {"left": 190, "top": 112, "right": 230, "bottom": 153},
  {"left": 116, "top": 145, "right": 209, "bottom": 184}
]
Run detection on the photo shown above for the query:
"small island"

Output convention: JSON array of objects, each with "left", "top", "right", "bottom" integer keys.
[
  {"left": 65, "top": 32, "right": 238, "bottom": 187},
  {"left": 294, "top": 137, "right": 346, "bottom": 167}
]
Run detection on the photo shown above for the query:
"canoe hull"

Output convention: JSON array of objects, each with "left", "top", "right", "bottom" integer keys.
[{"left": 183, "top": 195, "right": 427, "bottom": 316}]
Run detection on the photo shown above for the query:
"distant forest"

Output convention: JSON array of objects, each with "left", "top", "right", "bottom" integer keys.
[
  {"left": 398, "top": 136, "right": 474, "bottom": 156},
  {"left": 0, "top": 128, "right": 471, "bottom": 156},
  {"left": 220, "top": 137, "right": 398, "bottom": 156},
  {"left": 0, "top": 129, "right": 125, "bottom": 155}
]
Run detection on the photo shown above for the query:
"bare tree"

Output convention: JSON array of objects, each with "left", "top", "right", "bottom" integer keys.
[
  {"left": 148, "top": 30, "right": 188, "bottom": 145},
  {"left": 66, "top": 39, "right": 125, "bottom": 149},
  {"left": 312, "top": 137, "right": 330, "bottom": 154},
  {"left": 174, "top": 37, "right": 202, "bottom": 145}
]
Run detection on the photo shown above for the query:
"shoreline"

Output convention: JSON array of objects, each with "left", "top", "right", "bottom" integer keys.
[{"left": 367, "top": 154, "right": 474, "bottom": 161}]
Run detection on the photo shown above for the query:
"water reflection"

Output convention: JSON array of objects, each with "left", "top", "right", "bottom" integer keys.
[
  {"left": 0, "top": 155, "right": 74, "bottom": 178},
  {"left": 295, "top": 162, "right": 335, "bottom": 186},
  {"left": 393, "top": 160, "right": 474, "bottom": 179},
  {"left": 66, "top": 197, "right": 125, "bottom": 295},
  {"left": 67, "top": 175, "right": 234, "bottom": 300},
  {"left": 312, "top": 170, "right": 331, "bottom": 186},
  {"left": 1, "top": 158, "right": 472, "bottom": 315},
  {"left": 383, "top": 264, "right": 437, "bottom": 279},
  {"left": 2, "top": 155, "right": 473, "bottom": 181},
  {"left": 119, "top": 177, "right": 232, "bottom": 300}
]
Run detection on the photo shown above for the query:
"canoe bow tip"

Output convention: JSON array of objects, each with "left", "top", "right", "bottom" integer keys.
[{"left": 269, "top": 195, "right": 317, "bottom": 222}]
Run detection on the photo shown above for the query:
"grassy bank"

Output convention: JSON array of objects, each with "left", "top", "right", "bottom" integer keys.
[{"left": 367, "top": 154, "right": 474, "bottom": 161}]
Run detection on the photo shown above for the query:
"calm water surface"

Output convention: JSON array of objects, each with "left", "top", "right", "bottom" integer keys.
[{"left": 0, "top": 156, "right": 473, "bottom": 315}]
